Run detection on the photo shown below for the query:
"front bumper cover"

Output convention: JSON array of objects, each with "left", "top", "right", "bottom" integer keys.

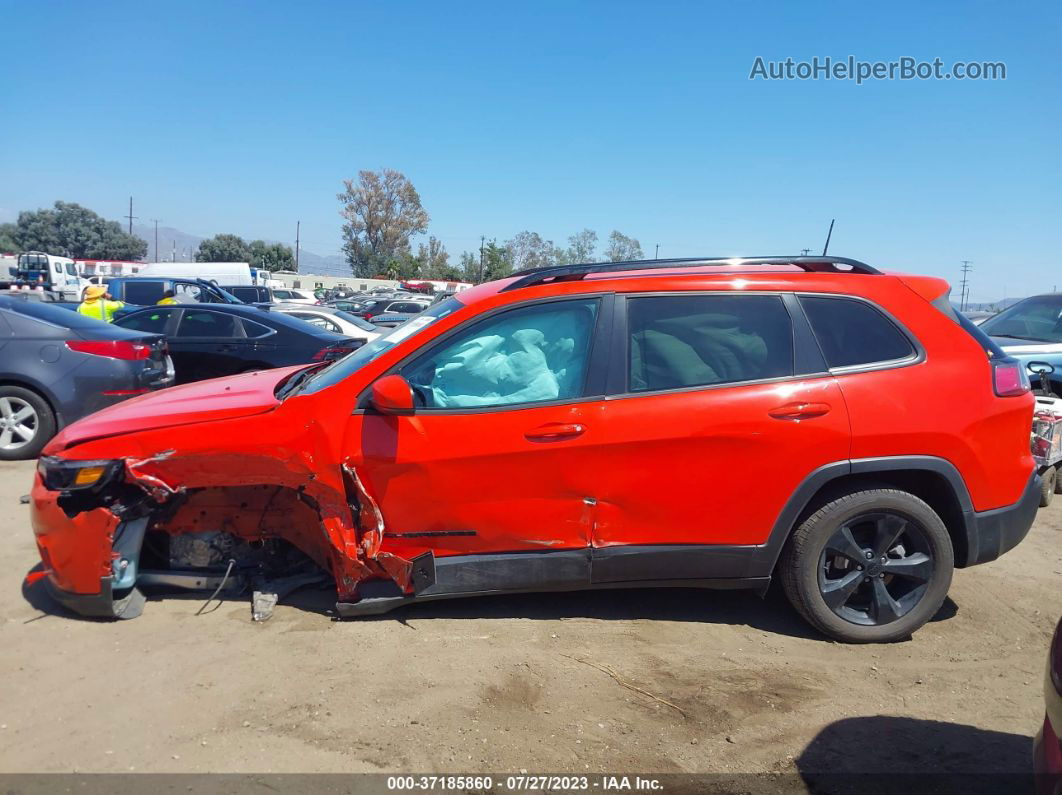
[{"left": 45, "top": 576, "right": 146, "bottom": 620}]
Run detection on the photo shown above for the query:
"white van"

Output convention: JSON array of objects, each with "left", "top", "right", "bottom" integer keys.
[{"left": 135, "top": 261, "right": 253, "bottom": 285}]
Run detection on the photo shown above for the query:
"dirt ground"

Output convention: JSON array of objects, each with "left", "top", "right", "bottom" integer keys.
[{"left": 1, "top": 457, "right": 1059, "bottom": 778}]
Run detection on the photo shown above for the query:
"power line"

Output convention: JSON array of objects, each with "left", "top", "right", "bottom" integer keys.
[
  {"left": 124, "top": 197, "right": 137, "bottom": 235},
  {"left": 959, "top": 260, "right": 973, "bottom": 311}
]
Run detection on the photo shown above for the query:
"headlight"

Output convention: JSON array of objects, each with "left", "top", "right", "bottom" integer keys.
[{"left": 37, "top": 457, "right": 120, "bottom": 491}]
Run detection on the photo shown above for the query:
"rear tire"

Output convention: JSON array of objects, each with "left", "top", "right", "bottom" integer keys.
[
  {"left": 1040, "top": 467, "right": 1057, "bottom": 507},
  {"left": 779, "top": 489, "right": 954, "bottom": 643},
  {"left": 0, "top": 386, "right": 56, "bottom": 461}
]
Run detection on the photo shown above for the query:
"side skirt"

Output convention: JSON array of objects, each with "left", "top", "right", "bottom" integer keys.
[{"left": 336, "top": 546, "right": 770, "bottom": 618}]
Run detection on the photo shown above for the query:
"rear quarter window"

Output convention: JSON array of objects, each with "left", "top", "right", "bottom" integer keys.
[
  {"left": 800, "top": 296, "right": 915, "bottom": 369},
  {"left": 123, "top": 281, "right": 167, "bottom": 305},
  {"left": 241, "top": 317, "right": 277, "bottom": 338}
]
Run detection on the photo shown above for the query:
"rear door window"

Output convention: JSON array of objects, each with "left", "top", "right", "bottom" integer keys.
[
  {"left": 626, "top": 294, "right": 794, "bottom": 392},
  {"left": 176, "top": 309, "right": 238, "bottom": 338},
  {"left": 118, "top": 309, "right": 174, "bottom": 334},
  {"left": 800, "top": 296, "right": 915, "bottom": 369}
]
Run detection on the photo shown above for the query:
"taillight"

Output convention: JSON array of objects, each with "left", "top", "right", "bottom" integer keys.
[
  {"left": 66, "top": 340, "right": 152, "bottom": 360},
  {"left": 311, "top": 344, "right": 355, "bottom": 362},
  {"left": 1051, "top": 620, "right": 1062, "bottom": 695},
  {"left": 363, "top": 312, "right": 374, "bottom": 320},
  {"left": 992, "top": 359, "right": 1030, "bottom": 397}
]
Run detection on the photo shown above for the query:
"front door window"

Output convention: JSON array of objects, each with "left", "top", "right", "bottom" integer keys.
[{"left": 403, "top": 299, "right": 599, "bottom": 409}]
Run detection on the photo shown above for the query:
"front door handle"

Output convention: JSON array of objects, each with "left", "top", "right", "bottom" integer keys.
[
  {"left": 524, "top": 422, "right": 586, "bottom": 441},
  {"left": 768, "top": 402, "right": 831, "bottom": 421}
]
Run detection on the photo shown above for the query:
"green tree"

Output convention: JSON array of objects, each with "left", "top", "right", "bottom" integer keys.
[
  {"left": 12, "top": 201, "right": 147, "bottom": 260},
  {"left": 460, "top": 241, "right": 514, "bottom": 283},
  {"left": 338, "top": 169, "right": 429, "bottom": 277},
  {"left": 196, "top": 233, "right": 252, "bottom": 262},
  {"left": 561, "top": 228, "right": 598, "bottom": 264},
  {"left": 459, "top": 251, "right": 479, "bottom": 282},
  {"left": 0, "top": 223, "right": 19, "bottom": 254},
  {"left": 505, "top": 230, "right": 556, "bottom": 271},
  {"left": 416, "top": 236, "right": 450, "bottom": 279},
  {"left": 249, "top": 240, "right": 295, "bottom": 272},
  {"left": 604, "top": 230, "right": 644, "bottom": 262},
  {"left": 483, "top": 240, "right": 513, "bottom": 281}
]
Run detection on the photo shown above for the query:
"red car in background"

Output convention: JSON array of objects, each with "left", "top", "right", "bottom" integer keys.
[{"left": 28, "top": 255, "right": 1039, "bottom": 642}]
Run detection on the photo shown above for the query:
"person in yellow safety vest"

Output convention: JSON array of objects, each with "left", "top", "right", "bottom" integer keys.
[
  {"left": 157, "top": 290, "right": 178, "bottom": 305},
  {"left": 76, "top": 286, "right": 125, "bottom": 323}
]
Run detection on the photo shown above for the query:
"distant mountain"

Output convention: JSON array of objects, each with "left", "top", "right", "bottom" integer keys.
[
  {"left": 964, "top": 297, "right": 1025, "bottom": 311},
  {"left": 126, "top": 222, "right": 350, "bottom": 276}
]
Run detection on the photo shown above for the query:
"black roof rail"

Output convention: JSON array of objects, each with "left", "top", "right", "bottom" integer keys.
[{"left": 500, "top": 255, "right": 881, "bottom": 292}]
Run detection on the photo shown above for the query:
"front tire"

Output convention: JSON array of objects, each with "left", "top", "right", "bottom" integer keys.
[
  {"left": 779, "top": 489, "right": 954, "bottom": 643},
  {"left": 0, "top": 386, "right": 56, "bottom": 461}
]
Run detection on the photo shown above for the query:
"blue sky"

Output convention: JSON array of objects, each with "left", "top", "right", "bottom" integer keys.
[{"left": 2, "top": 0, "right": 1059, "bottom": 300}]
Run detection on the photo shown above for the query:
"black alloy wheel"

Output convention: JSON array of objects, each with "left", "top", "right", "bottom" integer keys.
[{"left": 818, "top": 511, "right": 935, "bottom": 626}]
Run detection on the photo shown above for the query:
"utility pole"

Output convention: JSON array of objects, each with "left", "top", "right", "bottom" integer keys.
[
  {"left": 655, "top": 244, "right": 659, "bottom": 259},
  {"left": 959, "top": 260, "right": 972, "bottom": 311},
  {"left": 151, "top": 219, "right": 160, "bottom": 262},
  {"left": 479, "top": 235, "right": 485, "bottom": 282},
  {"left": 801, "top": 248, "right": 811, "bottom": 256},
  {"left": 295, "top": 221, "right": 301, "bottom": 272},
  {"left": 124, "top": 197, "right": 137, "bottom": 235}
]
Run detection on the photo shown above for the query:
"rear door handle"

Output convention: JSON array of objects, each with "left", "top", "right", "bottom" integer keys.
[
  {"left": 524, "top": 422, "right": 586, "bottom": 441},
  {"left": 768, "top": 402, "right": 831, "bottom": 420}
]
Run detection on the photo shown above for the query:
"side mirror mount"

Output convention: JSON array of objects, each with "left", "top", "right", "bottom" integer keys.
[{"left": 371, "top": 374, "right": 415, "bottom": 415}]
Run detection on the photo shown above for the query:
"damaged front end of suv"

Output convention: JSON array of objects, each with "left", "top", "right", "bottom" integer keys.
[{"left": 28, "top": 367, "right": 413, "bottom": 620}]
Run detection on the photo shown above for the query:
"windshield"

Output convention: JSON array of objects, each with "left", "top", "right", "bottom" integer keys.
[
  {"left": 295, "top": 297, "right": 464, "bottom": 396},
  {"left": 980, "top": 295, "right": 1062, "bottom": 343}
]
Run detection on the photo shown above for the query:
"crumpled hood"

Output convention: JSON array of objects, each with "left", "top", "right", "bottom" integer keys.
[{"left": 47, "top": 365, "right": 307, "bottom": 452}]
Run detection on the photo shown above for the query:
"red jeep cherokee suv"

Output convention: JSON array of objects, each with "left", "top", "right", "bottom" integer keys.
[{"left": 29, "top": 256, "right": 1039, "bottom": 642}]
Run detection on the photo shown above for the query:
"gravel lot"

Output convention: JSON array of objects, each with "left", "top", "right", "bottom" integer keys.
[{"left": 1, "top": 457, "right": 1059, "bottom": 778}]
